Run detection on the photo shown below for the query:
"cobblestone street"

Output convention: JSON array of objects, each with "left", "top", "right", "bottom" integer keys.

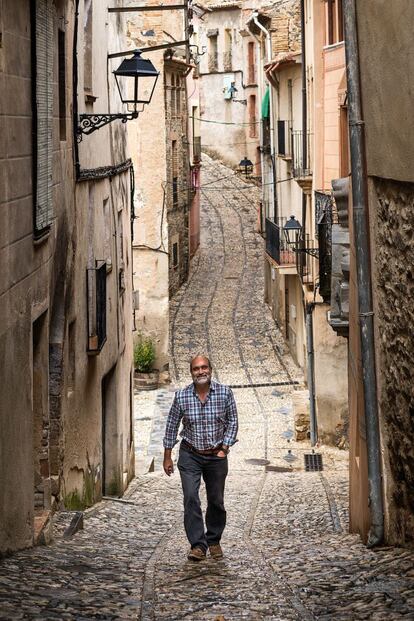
[{"left": 1, "top": 155, "right": 414, "bottom": 620}]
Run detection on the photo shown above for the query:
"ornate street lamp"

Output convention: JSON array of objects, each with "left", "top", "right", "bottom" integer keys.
[
  {"left": 238, "top": 156, "right": 254, "bottom": 178},
  {"left": 77, "top": 49, "right": 159, "bottom": 140},
  {"left": 283, "top": 215, "right": 302, "bottom": 245},
  {"left": 283, "top": 215, "right": 319, "bottom": 257}
]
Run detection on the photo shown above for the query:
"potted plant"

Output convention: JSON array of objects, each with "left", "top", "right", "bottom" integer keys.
[{"left": 133, "top": 334, "right": 159, "bottom": 390}]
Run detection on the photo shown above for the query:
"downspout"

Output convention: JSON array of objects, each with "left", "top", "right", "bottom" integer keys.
[
  {"left": 343, "top": 0, "right": 384, "bottom": 547},
  {"left": 252, "top": 13, "right": 277, "bottom": 220},
  {"left": 300, "top": 0, "right": 307, "bottom": 234},
  {"left": 73, "top": 0, "right": 81, "bottom": 179},
  {"left": 306, "top": 302, "right": 318, "bottom": 446},
  {"left": 249, "top": 31, "right": 266, "bottom": 228}
]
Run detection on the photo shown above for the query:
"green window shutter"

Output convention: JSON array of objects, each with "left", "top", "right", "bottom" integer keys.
[
  {"left": 34, "top": 0, "right": 54, "bottom": 235},
  {"left": 261, "top": 87, "right": 270, "bottom": 120}
]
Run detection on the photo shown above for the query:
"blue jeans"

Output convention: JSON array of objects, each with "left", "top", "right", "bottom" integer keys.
[{"left": 177, "top": 444, "right": 228, "bottom": 552}]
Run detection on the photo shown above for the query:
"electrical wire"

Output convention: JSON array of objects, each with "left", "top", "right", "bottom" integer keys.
[
  {"left": 189, "top": 115, "right": 260, "bottom": 126},
  {"left": 134, "top": 183, "right": 169, "bottom": 255}
]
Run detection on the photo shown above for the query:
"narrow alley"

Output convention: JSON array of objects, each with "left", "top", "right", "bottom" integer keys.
[{"left": 1, "top": 156, "right": 413, "bottom": 620}]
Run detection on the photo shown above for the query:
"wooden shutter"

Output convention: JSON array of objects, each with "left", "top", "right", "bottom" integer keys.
[{"left": 34, "top": 0, "right": 54, "bottom": 234}]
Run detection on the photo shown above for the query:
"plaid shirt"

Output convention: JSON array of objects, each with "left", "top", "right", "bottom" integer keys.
[{"left": 163, "top": 380, "right": 238, "bottom": 450}]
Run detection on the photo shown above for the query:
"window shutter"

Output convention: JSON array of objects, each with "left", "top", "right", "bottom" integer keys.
[{"left": 34, "top": 0, "right": 54, "bottom": 234}]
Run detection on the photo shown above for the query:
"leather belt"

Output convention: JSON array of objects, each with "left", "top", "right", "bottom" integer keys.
[{"left": 181, "top": 439, "right": 222, "bottom": 456}]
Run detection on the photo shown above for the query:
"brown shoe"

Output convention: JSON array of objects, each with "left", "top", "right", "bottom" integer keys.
[
  {"left": 187, "top": 547, "right": 206, "bottom": 561},
  {"left": 209, "top": 544, "right": 223, "bottom": 559}
]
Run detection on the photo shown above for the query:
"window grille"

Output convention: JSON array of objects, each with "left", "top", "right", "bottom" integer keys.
[
  {"left": 32, "top": 0, "right": 54, "bottom": 236},
  {"left": 87, "top": 261, "right": 107, "bottom": 354}
]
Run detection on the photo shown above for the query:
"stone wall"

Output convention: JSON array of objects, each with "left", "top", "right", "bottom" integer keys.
[
  {"left": 374, "top": 177, "right": 414, "bottom": 544},
  {"left": 164, "top": 61, "right": 190, "bottom": 299},
  {"left": 268, "top": 0, "right": 301, "bottom": 56}
]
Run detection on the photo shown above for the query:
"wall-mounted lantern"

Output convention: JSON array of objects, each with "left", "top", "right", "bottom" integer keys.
[
  {"left": 283, "top": 215, "right": 319, "bottom": 257},
  {"left": 238, "top": 156, "right": 254, "bottom": 178},
  {"left": 77, "top": 49, "right": 159, "bottom": 140}
]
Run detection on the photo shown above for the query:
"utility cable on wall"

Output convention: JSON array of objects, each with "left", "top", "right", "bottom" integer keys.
[{"left": 133, "top": 183, "right": 169, "bottom": 255}]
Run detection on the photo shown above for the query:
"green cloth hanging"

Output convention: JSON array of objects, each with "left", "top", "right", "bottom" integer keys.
[{"left": 261, "top": 87, "right": 270, "bottom": 119}]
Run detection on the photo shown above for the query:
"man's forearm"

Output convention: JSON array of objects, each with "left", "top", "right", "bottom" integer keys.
[{"left": 164, "top": 448, "right": 172, "bottom": 459}]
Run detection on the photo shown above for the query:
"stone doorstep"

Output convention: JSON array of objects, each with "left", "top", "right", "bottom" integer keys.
[{"left": 33, "top": 509, "right": 52, "bottom": 546}]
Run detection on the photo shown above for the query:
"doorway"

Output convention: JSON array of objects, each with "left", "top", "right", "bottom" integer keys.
[
  {"left": 101, "top": 365, "right": 120, "bottom": 496},
  {"left": 32, "top": 312, "right": 50, "bottom": 511}
]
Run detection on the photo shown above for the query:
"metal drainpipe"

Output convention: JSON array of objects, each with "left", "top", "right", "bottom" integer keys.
[
  {"left": 300, "top": 0, "right": 307, "bottom": 236},
  {"left": 249, "top": 30, "right": 267, "bottom": 228},
  {"left": 343, "top": 0, "right": 384, "bottom": 547},
  {"left": 252, "top": 13, "right": 277, "bottom": 219},
  {"left": 306, "top": 302, "right": 318, "bottom": 446}
]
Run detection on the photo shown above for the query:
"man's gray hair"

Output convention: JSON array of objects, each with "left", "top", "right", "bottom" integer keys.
[{"left": 189, "top": 354, "right": 212, "bottom": 372}]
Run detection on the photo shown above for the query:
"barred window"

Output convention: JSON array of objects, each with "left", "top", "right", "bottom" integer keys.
[{"left": 32, "top": 0, "right": 54, "bottom": 236}]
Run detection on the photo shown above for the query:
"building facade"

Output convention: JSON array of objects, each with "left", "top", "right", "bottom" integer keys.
[
  {"left": 126, "top": 3, "right": 199, "bottom": 372},
  {"left": 344, "top": 0, "right": 414, "bottom": 545},
  {"left": 194, "top": 0, "right": 262, "bottom": 172},
  {"left": 249, "top": 0, "right": 348, "bottom": 446},
  {"left": 1, "top": 0, "right": 135, "bottom": 555}
]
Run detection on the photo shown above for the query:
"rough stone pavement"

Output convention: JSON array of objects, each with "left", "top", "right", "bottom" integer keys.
[{"left": 0, "top": 155, "right": 413, "bottom": 620}]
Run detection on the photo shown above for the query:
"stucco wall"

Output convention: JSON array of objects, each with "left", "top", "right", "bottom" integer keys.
[
  {"left": 196, "top": 7, "right": 259, "bottom": 168},
  {"left": 356, "top": 0, "right": 414, "bottom": 184},
  {"left": 313, "top": 304, "right": 348, "bottom": 446},
  {"left": 1, "top": 0, "right": 135, "bottom": 555}
]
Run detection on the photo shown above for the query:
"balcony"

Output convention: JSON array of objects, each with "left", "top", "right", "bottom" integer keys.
[
  {"left": 265, "top": 217, "right": 297, "bottom": 266},
  {"left": 315, "top": 191, "right": 335, "bottom": 302},
  {"left": 291, "top": 130, "right": 312, "bottom": 191},
  {"left": 87, "top": 261, "right": 107, "bottom": 354},
  {"left": 296, "top": 234, "right": 318, "bottom": 285}
]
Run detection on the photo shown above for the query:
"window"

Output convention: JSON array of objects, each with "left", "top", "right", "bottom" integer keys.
[
  {"left": 84, "top": 0, "right": 93, "bottom": 93},
  {"left": 87, "top": 261, "right": 107, "bottom": 354},
  {"left": 208, "top": 34, "right": 218, "bottom": 72},
  {"left": 172, "top": 241, "right": 179, "bottom": 268},
  {"left": 248, "top": 42, "right": 256, "bottom": 84},
  {"left": 32, "top": 0, "right": 54, "bottom": 236},
  {"left": 172, "top": 140, "right": 178, "bottom": 206},
  {"left": 224, "top": 30, "right": 232, "bottom": 71},
  {"left": 326, "top": 0, "right": 344, "bottom": 46},
  {"left": 249, "top": 94, "right": 257, "bottom": 138},
  {"left": 171, "top": 74, "right": 176, "bottom": 116},
  {"left": 67, "top": 320, "right": 76, "bottom": 394},
  {"left": 58, "top": 29, "right": 66, "bottom": 140},
  {"left": 176, "top": 74, "right": 181, "bottom": 115},
  {"left": 277, "top": 120, "right": 288, "bottom": 156}
]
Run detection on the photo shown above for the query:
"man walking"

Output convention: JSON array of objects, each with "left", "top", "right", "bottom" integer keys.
[{"left": 163, "top": 355, "right": 238, "bottom": 561}]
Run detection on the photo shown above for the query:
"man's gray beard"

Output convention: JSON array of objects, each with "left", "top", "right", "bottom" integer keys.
[{"left": 194, "top": 376, "right": 210, "bottom": 384}]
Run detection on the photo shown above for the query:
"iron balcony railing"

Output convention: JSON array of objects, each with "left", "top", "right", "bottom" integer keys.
[
  {"left": 87, "top": 261, "right": 107, "bottom": 354},
  {"left": 297, "top": 234, "right": 318, "bottom": 284},
  {"left": 265, "top": 217, "right": 297, "bottom": 266},
  {"left": 291, "top": 130, "right": 312, "bottom": 178},
  {"left": 315, "top": 190, "right": 336, "bottom": 302}
]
